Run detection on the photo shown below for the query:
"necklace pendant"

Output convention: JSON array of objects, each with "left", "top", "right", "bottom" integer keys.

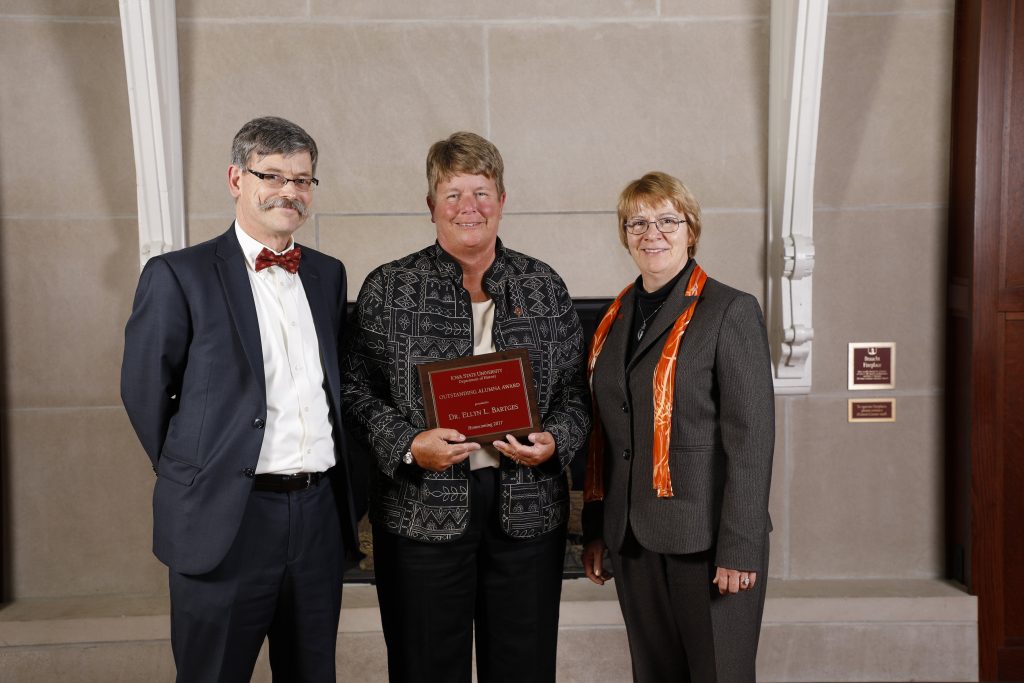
[{"left": 637, "top": 325, "right": 646, "bottom": 341}]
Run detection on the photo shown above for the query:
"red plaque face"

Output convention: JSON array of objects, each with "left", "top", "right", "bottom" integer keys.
[
  {"left": 848, "top": 342, "right": 896, "bottom": 390},
  {"left": 417, "top": 349, "right": 542, "bottom": 441}
]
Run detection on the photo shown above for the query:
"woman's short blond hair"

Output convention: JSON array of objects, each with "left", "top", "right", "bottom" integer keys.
[
  {"left": 426, "top": 132, "right": 505, "bottom": 200},
  {"left": 616, "top": 171, "right": 702, "bottom": 258}
]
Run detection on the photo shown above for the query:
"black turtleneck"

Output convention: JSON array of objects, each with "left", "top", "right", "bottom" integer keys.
[{"left": 626, "top": 259, "right": 693, "bottom": 361}]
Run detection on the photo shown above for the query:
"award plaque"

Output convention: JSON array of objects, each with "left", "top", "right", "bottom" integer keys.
[{"left": 417, "top": 349, "right": 542, "bottom": 442}]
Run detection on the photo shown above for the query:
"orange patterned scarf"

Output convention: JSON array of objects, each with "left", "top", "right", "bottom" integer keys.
[{"left": 584, "top": 264, "right": 708, "bottom": 501}]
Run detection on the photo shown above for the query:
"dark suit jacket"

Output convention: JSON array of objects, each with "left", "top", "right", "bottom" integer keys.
[
  {"left": 121, "top": 226, "right": 358, "bottom": 576},
  {"left": 583, "top": 264, "right": 775, "bottom": 572}
]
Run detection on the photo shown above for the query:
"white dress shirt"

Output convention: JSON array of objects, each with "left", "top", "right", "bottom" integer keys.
[{"left": 234, "top": 223, "right": 336, "bottom": 474}]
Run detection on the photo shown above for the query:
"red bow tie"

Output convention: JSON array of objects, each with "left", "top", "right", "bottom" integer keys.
[{"left": 255, "top": 246, "right": 301, "bottom": 273}]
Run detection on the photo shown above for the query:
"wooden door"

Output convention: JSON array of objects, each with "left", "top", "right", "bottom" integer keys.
[{"left": 947, "top": 1, "right": 1024, "bottom": 679}]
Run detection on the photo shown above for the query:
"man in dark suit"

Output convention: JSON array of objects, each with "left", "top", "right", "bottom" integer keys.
[{"left": 121, "top": 116, "right": 357, "bottom": 682}]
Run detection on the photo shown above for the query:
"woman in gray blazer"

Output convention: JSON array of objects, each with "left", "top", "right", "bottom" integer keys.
[{"left": 581, "top": 171, "right": 775, "bottom": 682}]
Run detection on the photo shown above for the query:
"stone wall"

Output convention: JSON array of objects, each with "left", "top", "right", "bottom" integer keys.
[{"left": 0, "top": 0, "right": 952, "bottom": 600}]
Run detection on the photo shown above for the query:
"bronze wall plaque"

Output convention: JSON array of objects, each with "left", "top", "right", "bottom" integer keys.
[{"left": 848, "top": 398, "right": 896, "bottom": 422}]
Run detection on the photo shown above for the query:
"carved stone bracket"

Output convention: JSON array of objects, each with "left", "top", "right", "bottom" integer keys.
[
  {"left": 766, "top": 0, "right": 828, "bottom": 393},
  {"left": 119, "top": 0, "right": 186, "bottom": 269}
]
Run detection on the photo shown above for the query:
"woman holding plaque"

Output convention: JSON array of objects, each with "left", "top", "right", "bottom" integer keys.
[
  {"left": 341, "top": 132, "right": 589, "bottom": 683},
  {"left": 581, "top": 172, "right": 775, "bottom": 682}
]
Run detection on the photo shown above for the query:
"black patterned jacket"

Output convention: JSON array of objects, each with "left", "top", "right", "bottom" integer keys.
[{"left": 341, "top": 239, "right": 590, "bottom": 542}]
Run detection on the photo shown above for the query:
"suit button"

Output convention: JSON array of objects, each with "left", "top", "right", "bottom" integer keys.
[
  {"left": 622, "top": 448, "right": 631, "bottom": 460},
  {"left": 621, "top": 402, "right": 629, "bottom": 413},
  {"left": 242, "top": 467, "right": 256, "bottom": 478},
  {"left": 252, "top": 418, "right": 265, "bottom": 429}
]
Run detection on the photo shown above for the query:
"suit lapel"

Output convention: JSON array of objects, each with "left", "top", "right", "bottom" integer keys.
[
  {"left": 214, "top": 228, "right": 266, "bottom": 393},
  {"left": 603, "top": 288, "right": 634, "bottom": 398},
  {"left": 298, "top": 253, "right": 341, "bottom": 410}
]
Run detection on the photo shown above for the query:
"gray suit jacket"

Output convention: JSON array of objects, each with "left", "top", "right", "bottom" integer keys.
[{"left": 583, "top": 264, "right": 774, "bottom": 571}]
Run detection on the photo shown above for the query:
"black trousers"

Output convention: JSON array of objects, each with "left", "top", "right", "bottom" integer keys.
[
  {"left": 609, "top": 530, "right": 768, "bottom": 683},
  {"left": 168, "top": 479, "right": 343, "bottom": 683},
  {"left": 372, "top": 467, "right": 567, "bottom": 683}
]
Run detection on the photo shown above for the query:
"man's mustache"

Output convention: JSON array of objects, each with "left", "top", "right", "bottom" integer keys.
[{"left": 259, "top": 197, "right": 308, "bottom": 217}]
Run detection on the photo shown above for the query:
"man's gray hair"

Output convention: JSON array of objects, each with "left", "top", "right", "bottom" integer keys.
[{"left": 231, "top": 116, "right": 318, "bottom": 173}]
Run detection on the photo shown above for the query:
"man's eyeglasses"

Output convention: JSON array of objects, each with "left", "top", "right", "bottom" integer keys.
[
  {"left": 246, "top": 168, "right": 319, "bottom": 192},
  {"left": 623, "top": 217, "right": 686, "bottom": 235}
]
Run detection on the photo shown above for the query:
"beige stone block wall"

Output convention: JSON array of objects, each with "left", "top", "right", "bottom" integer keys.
[
  {"left": 0, "top": 0, "right": 954, "bottom": 601},
  {"left": 0, "top": 3, "right": 165, "bottom": 599},
  {"left": 768, "top": 4, "right": 953, "bottom": 581}
]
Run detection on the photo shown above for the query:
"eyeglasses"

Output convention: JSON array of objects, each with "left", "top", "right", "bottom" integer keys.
[
  {"left": 623, "top": 216, "right": 686, "bottom": 235},
  {"left": 246, "top": 168, "right": 319, "bottom": 191}
]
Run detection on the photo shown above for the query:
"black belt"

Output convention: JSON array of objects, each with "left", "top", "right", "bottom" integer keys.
[{"left": 253, "top": 471, "right": 328, "bottom": 492}]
